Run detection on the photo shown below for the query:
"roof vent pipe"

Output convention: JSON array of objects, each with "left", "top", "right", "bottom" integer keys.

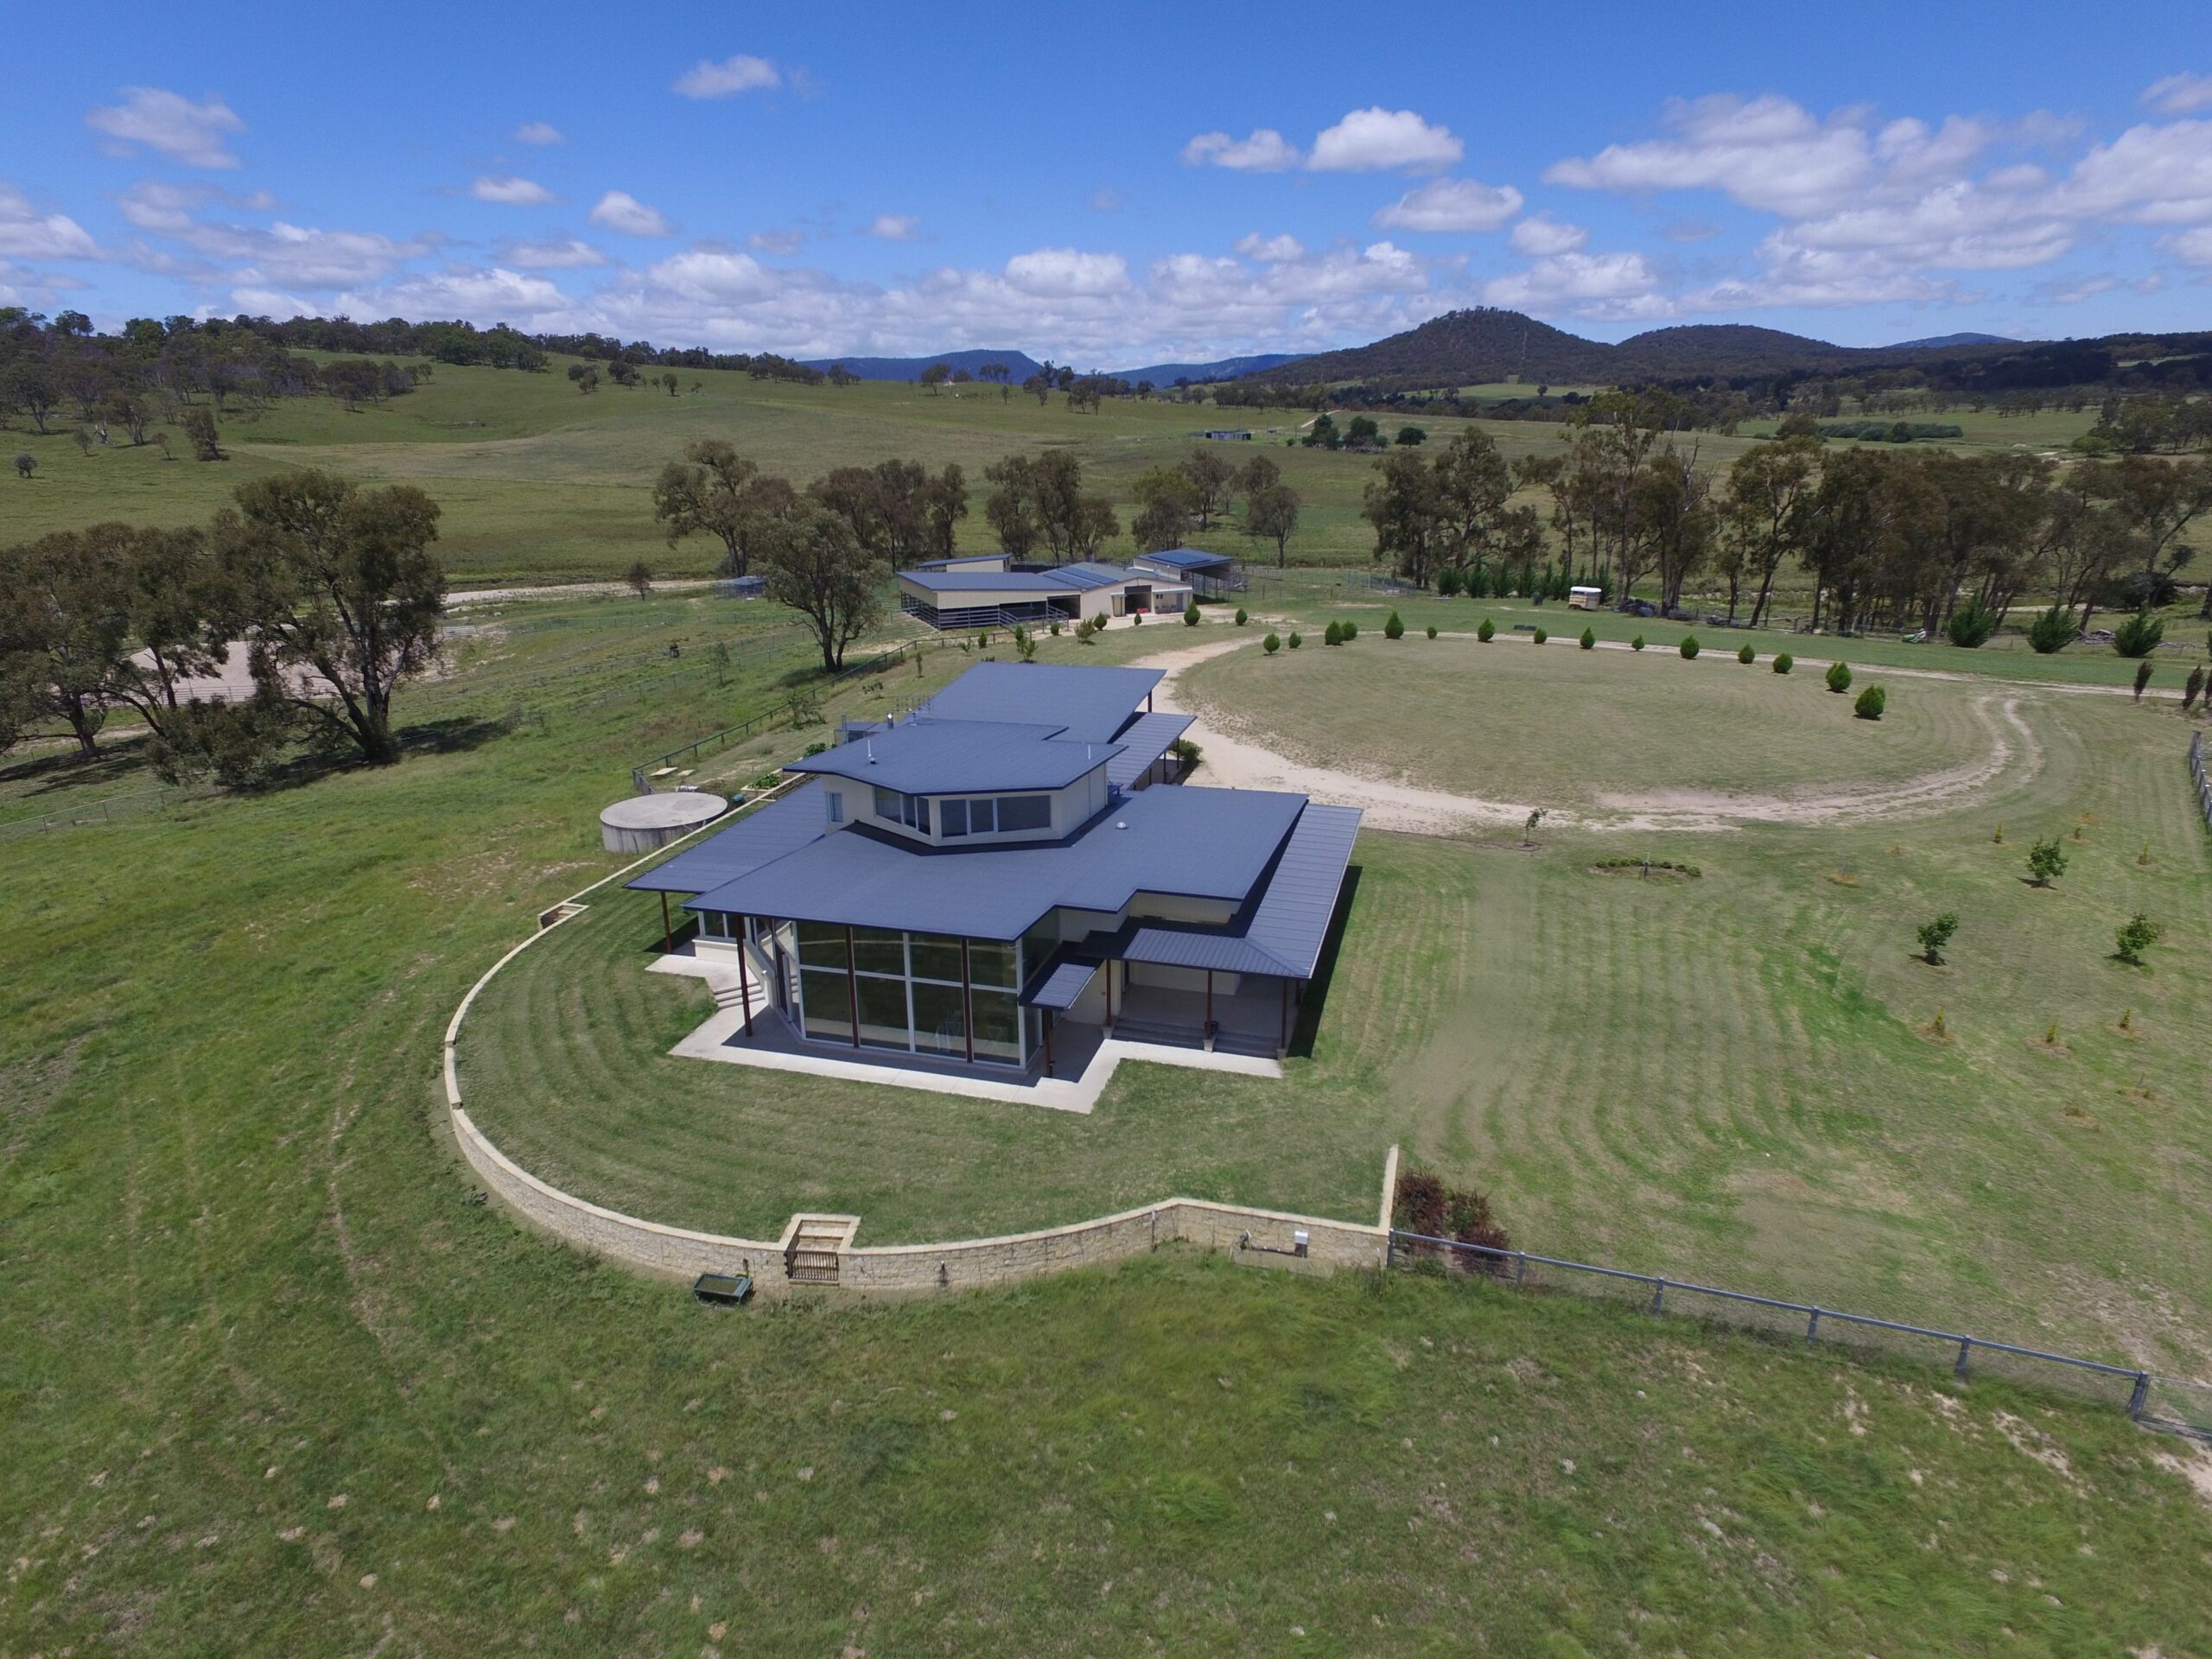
[{"left": 866, "top": 740, "right": 876, "bottom": 765}]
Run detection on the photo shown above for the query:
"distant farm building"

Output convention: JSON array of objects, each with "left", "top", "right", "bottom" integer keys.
[
  {"left": 1133, "top": 547, "right": 1245, "bottom": 599},
  {"left": 1199, "top": 429, "right": 1254, "bottom": 441},
  {"left": 897, "top": 553, "right": 1192, "bottom": 631}
]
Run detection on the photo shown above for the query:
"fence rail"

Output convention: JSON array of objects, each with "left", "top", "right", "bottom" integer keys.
[
  {"left": 0, "top": 783, "right": 211, "bottom": 842},
  {"left": 2192, "top": 732, "right": 2210, "bottom": 830},
  {"left": 1387, "top": 1230, "right": 2211, "bottom": 1440}
]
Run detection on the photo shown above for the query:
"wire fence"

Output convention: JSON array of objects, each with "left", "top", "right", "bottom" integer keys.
[
  {"left": 1387, "top": 1230, "right": 2212, "bottom": 1441},
  {"left": 0, "top": 783, "right": 212, "bottom": 842},
  {"left": 2191, "top": 731, "right": 2210, "bottom": 830},
  {"left": 627, "top": 634, "right": 950, "bottom": 792}
]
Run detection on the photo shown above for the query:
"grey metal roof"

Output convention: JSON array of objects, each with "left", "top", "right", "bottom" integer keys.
[
  {"left": 786, "top": 718, "right": 1118, "bottom": 794},
  {"left": 899, "top": 569, "right": 1077, "bottom": 594},
  {"left": 1104, "top": 713, "right": 1193, "bottom": 788},
  {"left": 1137, "top": 547, "right": 1235, "bottom": 571},
  {"left": 1119, "top": 802, "right": 1362, "bottom": 980},
  {"left": 1022, "top": 958, "right": 1099, "bottom": 1010},
  {"left": 918, "top": 662, "right": 1162, "bottom": 745},
  {"left": 680, "top": 783, "right": 1306, "bottom": 940},
  {"left": 625, "top": 782, "right": 827, "bottom": 894}
]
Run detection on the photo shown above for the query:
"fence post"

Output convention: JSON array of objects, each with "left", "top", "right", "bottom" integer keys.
[
  {"left": 1806, "top": 1307, "right": 1821, "bottom": 1344},
  {"left": 1384, "top": 1232, "right": 1395, "bottom": 1271},
  {"left": 1955, "top": 1337, "right": 1973, "bottom": 1380},
  {"left": 1514, "top": 1251, "right": 1529, "bottom": 1287},
  {"left": 1649, "top": 1275, "right": 1666, "bottom": 1315},
  {"left": 2128, "top": 1372, "right": 2150, "bottom": 1421}
]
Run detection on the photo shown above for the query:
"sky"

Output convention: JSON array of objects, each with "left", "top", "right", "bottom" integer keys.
[{"left": 3, "top": 0, "right": 2210, "bottom": 366}]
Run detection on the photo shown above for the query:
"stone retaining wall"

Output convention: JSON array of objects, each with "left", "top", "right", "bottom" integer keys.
[{"left": 451, "top": 1104, "right": 1389, "bottom": 1298}]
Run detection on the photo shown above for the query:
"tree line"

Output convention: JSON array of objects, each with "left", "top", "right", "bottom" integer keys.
[
  {"left": 1, "top": 472, "right": 447, "bottom": 779},
  {"left": 1361, "top": 391, "right": 2212, "bottom": 636}
]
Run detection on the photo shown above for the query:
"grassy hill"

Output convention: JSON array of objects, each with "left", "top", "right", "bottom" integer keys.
[{"left": 6, "top": 588, "right": 2212, "bottom": 1654}]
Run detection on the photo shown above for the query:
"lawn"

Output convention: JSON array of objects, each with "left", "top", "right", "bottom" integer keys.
[
  {"left": 7, "top": 577, "right": 2212, "bottom": 1654},
  {"left": 1177, "top": 628, "right": 2005, "bottom": 809}
]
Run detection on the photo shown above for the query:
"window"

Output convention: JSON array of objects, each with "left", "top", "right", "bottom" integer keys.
[
  {"left": 795, "top": 919, "right": 849, "bottom": 970},
  {"left": 785, "top": 927, "right": 1027, "bottom": 1068},
  {"left": 825, "top": 791, "right": 844, "bottom": 825},
  {"left": 851, "top": 925, "right": 906, "bottom": 977},
  {"left": 873, "top": 786, "right": 931, "bottom": 833},
  {"left": 939, "top": 795, "right": 1045, "bottom": 838},
  {"left": 968, "top": 938, "right": 1017, "bottom": 988}
]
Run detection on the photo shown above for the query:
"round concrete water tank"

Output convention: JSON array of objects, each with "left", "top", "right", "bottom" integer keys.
[{"left": 601, "top": 791, "right": 727, "bottom": 853}]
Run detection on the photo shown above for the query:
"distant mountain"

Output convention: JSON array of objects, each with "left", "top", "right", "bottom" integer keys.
[
  {"left": 1101, "top": 352, "right": 1306, "bottom": 385},
  {"left": 1244, "top": 307, "right": 2038, "bottom": 390},
  {"left": 1886, "top": 332, "right": 2017, "bottom": 350},
  {"left": 798, "top": 349, "right": 1045, "bottom": 383}
]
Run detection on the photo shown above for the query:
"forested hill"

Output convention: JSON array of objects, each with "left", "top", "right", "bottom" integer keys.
[{"left": 1246, "top": 307, "right": 2212, "bottom": 391}]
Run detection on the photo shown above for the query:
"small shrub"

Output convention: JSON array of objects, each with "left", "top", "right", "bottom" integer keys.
[
  {"left": 1342, "top": 620, "right": 1358, "bottom": 642},
  {"left": 1946, "top": 598, "right": 1998, "bottom": 648},
  {"left": 1183, "top": 602, "right": 1201, "bottom": 627},
  {"left": 1854, "top": 683, "right": 1886, "bottom": 721},
  {"left": 2114, "top": 912, "right": 2163, "bottom": 965},
  {"left": 1170, "top": 735, "right": 1202, "bottom": 769},
  {"left": 1048, "top": 619, "right": 1061, "bottom": 636},
  {"left": 1738, "top": 642, "right": 1756, "bottom": 664},
  {"left": 1772, "top": 651, "right": 1793, "bottom": 674},
  {"left": 1384, "top": 610, "right": 1405, "bottom": 640},
  {"left": 1825, "top": 659, "right": 1853, "bottom": 694},
  {"left": 2133, "top": 659, "right": 2153, "bottom": 701},
  {"left": 1678, "top": 634, "right": 1700, "bottom": 660},
  {"left": 1438, "top": 567, "right": 1465, "bottom": 598},
  {"left": 1324, "top": 620, "right": 1344, "bottom": 646},
  {"left": 1130, "top": 611, "right": 1142, "bottom": 625},
  {"left": 1262, "top": 632, "right": 1281, "bottom": 655},
  {"left": 1477, "top": 618, "right": 1496, "bottom": 642},
  {"left": 1916, "top": 911, "right": 1959, "bottom": 965},
  {"left": 1287, "top": 630, "right": 1302, "bottom": 650},
  {"left": 2113, "top": 608, "right": 2164, "bottom": 658},
  {"left": 1393, "top": 1167, "right": 1512, "bottom": 1268},
  {"left": 2026, "top": 604, "right": 2075, "bottom": 654},
  {"left": 1580, "top": 626, "right": 1597, "bottom": 650},
  {"left": 1425, "top": 624, "right": 1437, "bottom": 639},
  {"left": 1532, "top": 626, "right": 1548, "bottom": 645},
  {"left": 2026, "top": 836, "right": 2069, "bottom": 887},
  {"left": 1630, "top": 634, "right": 1645, "bottom": 651},
  {"left": 1234, "top": 607, "right": 1249, "bottom": 626}
]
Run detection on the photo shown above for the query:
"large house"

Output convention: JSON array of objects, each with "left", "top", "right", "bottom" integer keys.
[
  {"left": 630, "top": 663, "right": 1360, "bottom": 1077},
  {"left": 897, "top": 553, "right": 1192, "bottom": 631}
]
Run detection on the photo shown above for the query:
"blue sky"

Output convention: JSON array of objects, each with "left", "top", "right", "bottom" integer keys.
[{"left": 3, "top": 0, "right": 2209, "bottom": 365}]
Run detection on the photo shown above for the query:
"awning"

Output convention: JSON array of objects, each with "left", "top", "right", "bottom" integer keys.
[{"left": 1021, "top": 958, "right": 1100, "bottom": 1010}]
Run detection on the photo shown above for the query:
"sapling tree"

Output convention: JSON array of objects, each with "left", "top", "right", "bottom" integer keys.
[
  {"left": 626, "top": 559, "right": 653, "bottom": 597},
  {"left": 1678, "top": 634, "right": 1699, "bottom": 659},
  {"left": 2114, "top": 912, "right": 2163, "bottom": 965},
  {"left": 1580, "top": 626, "right": 1597, "bottom": 650},
  {"left": 2133, "top": 659, "right": 2153, "bottom": 702},
  {"left": 1916, "top": 911, "right": 1959, "bottom": 964},
  {"left": 1183, "top": 601, "right": 1201, "bottom": 627},
  {"left": 1826, "top": 659, "right": 1853, "bottom": 694},
  {"left": 1262, "top": 632, "right": 1281, "bottom": 655},
  {"left": 2026, "top": 836, "right": 2069, "bottom": 887},
  {"left": 1532, "top": 626, "right": 1548, "bottom": 645},
  {"left": 2185, "top": 664, "right": 2206, "bottom": 713},
  {"left": 1384, "top": 610, "right": 1404, "bottom": 640},
  {"left": 1478, "top": 617, "right": 1495, "bottom": 642},
  {"left": 1324, "top": 620, "right": 1343, "bottom": 646},
  {"left": 1630, "top": 634, "right": 1645, "bottom": 651},
  {"left": 1773, "top": 652, "right": 1793, "bottom": 673},
  {"left": 1234, "top": 607, "right": 1248, "bottom": 626},
  {"left": 1287, "top": 630, "right": 1302, "bottom": 650},
  {"left": 1738, "top": 642, "right": 1756, "bottom": 664},
  {"left": 1854, "top": 683, "right": 1886, "bottom": 720},
  {"left": 1425, "top": 624, "right": 1437, "bottom": 639}
]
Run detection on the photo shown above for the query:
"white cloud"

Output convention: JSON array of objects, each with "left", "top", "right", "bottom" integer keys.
[
  {"left": 1373, "top": 177, "right": 1522, "bottom": 232},
  {"left": 472, "top": 175, "right": 556, "bottom": 206},
  {"left": 0, "top": 182, "right": 99, "bottom": 259},
  {"left": 498, "top": 238, "right": 606, "bottom": 269},
  {"left": 1484, "top": 250, "right": 1667, "bottom": 318},
  {"left": 2166, "top": 226, "right": 2212, "bottom": 264},
  {"left": 672, "top": 54, "right": 780, "bottom": 99},
  {"left": 868, "top": 213, "right": 920, "bottom": 241},
  {"left": 1510, "top": 215, "right": 1588, "bottom": 255},
  {"left": 589, "top": 190, "right": 673, "bottom": 237},
  {"left": 748, "top": 227, "right": 804, "bottom": 255},
  {"left": 2044, "top": 119, "right": 2212, "bottom": 225},
  {"left": 2143, "top": 73, "right": 2212, "bottom": 116},
  {"left": 1547, "top": 94, "right": 1875, "bottom": 217},
  {"left": 1090, "top": 188, "right": 1124, "bottom": 213},
  {"left": 1309, "top": 108, "right": 1463, "bottom": 174},
  {"left": 514, "top": 120, "right": 565, "bottom": 145},
  {"left": 114, "top": 185, "right": 434, "bottom": 289},
  {"left": 86, "top": 87, "right": 245, "bottom": 168},
  {"left": 643, "top": 250, "right": 786, "bottom": 304},
  {"left": 1003, "top": 248, "right": 1130, "bottom": 297},
  {"left": 1234, "top": 232, "right": 1306, "bottom": 263},
  {"left": 1182, "top": 129, "right": 1302, "bottom": 171}
]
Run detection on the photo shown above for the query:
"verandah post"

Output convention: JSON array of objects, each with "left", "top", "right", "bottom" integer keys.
[
  {"left": 660, "top": 892, "right": 673, "bottom": 955},
  {"left": 736, "top": 915, "right": 754, "bottom": 1039},
  {"left": 845, "top": 925, "right": 861, "bottom": 1047}
]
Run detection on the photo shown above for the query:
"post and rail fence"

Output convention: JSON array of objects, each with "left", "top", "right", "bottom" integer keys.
[{"left": 1386, "top": 1230, "right": 2212, "bottom": 1442}]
